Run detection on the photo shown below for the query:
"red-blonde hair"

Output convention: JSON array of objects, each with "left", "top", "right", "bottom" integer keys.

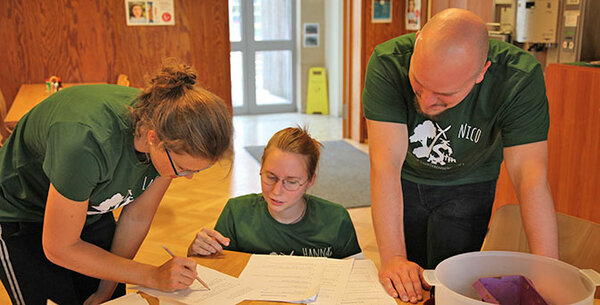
[{"left": 261, "top": 126, "right": 322, "bottom": 179}]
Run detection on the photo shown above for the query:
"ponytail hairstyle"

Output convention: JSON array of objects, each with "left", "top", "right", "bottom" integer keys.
[
  {"left": 261, "top": 126, "right": 323, "bottom": 180},
  {"left": 131, "top": 58, "right": 233, "bottom": 162}
]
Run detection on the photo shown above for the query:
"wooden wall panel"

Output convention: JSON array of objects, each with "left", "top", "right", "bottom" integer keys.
[
  {"left": 545, "top": 64, "right": 599, "bottom": 223},
  {"left": 362, "top": 0, "right": 417, "bottom": 62},
  {"left": 429, "top": 0, "right": 493, "bottom": 22},
  {"left": 494, "top": 64, "right": 600, "bottom": 223},
  {"left": 360, "top": 0, "right": 426, "bottom": 141},
  {"left": 0, "top": 0, "right": 231, "bottom": 111}
]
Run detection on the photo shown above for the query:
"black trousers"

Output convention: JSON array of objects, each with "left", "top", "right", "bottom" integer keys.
[
  {"left": 402, "top": 179, "right": 497, "bottom": 269},
  {"left": 0, "top": 213, "right": 125, "bottom": 305}
]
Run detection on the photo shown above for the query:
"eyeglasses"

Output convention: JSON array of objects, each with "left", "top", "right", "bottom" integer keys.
[
  {"left": 260, "top": 172, "right": 309, "bottom": 191},
  {"left": 165, "top": 148, "right": 211, "bottom": 176}
]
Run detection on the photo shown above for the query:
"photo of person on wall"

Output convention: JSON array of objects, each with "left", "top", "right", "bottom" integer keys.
[
  {"left": 129, "top": 2, "right": 147, "bottom": 24},
  {"left": 406, "top": 0, "right": 421, "bottom": 30}
]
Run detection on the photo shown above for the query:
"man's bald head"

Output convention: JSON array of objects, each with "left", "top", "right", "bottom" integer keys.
[
  {"left": 415, "top": 8, "right": 489, "bottom": 77},
  {"left": 408, "top": 9, "right": 491, "bottom": 118}
]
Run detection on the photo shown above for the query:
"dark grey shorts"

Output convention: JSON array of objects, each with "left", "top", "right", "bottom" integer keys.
[{"left": 0, "top": 212, "right": 125, "bottom": 305}]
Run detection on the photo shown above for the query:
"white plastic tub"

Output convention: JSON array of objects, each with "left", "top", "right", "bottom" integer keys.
[{"left": 423, "top": 251, "right": 600, "bottom": 305}]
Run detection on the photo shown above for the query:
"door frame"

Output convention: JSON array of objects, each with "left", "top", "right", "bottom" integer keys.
[{"left": 231, "top": 0, "right": 297, "bottom": 115}]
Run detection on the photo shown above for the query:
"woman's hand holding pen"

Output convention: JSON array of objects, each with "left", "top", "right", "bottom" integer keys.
[
  {"left": 187, "top": 228, "right": 230, "bottom": 256},
  {"left": 151, "top": 256, "right": 199, "bottom": 291}
]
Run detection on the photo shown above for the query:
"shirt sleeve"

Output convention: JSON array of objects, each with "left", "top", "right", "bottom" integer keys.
[
  {"left": 500, "top": 64, "right": 550, "bottom": 147},
  {"left": 336, "top": 210, "right": 362, "bottom": 258},
  {"left": 362, "top": 50, "right": 409, "bottom": 124},
  {"left": 42, "top": 122, "right": 103, "bottom": 202},
  {"left": 214, "top": 200, "right": 238, "bottom": 251}
]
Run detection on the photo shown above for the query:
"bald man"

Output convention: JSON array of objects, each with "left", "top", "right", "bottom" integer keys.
[{"left": 363, "top": 8, "right": 558, "bottom": 303}]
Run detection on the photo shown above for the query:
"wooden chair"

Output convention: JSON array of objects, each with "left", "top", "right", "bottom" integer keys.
[
  {"left": 116, "top": 74, "right": 130, "bottom": 87},
  {"left": 482, "top": 204, "right": 600, "bottom": 298},
  {"left": 0, "top": 88, "right": 13, "bottom": 145}
]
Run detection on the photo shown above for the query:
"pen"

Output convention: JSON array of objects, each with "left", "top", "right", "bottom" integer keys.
[{"left": 162, "top": 245, "right": 210, "bottom": 290}]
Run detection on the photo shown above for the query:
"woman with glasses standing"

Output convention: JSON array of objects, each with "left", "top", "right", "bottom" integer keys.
[
  {"left": 187, "top": 127, "right": 361, "bottom": 259},
  {"left": 0, "top": 58, "right": 233, "bottom": 305}
]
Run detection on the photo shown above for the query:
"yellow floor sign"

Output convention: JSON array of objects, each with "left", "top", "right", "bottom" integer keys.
[{"left": 306, "top": 67, "right": 329, "bottom": 115}]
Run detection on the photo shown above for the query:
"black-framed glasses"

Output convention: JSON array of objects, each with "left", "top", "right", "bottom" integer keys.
[
  {"left": 260, "top": 172, "right": 309, "bottom": 191},
  {"left": 165, "top": 148, "right": 210, "bottom": 176}
]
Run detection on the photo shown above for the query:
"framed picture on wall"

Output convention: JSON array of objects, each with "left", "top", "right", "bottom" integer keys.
[
  {"left": 372, "top": 0, "right": 392, "bottom": 23},
  {"left": 125, "top": 0, "right": 175, "bottom": 26},
  {"left": 405, "top": 0, "right": 421, "bottom": 30},
  {"left": 303, "top": 23, "right": 320, "bottom": 47}
]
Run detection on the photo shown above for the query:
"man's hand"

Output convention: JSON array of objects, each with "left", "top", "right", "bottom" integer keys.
[{"left": 379, "top": 256, "right": 430, "bottom": 303}]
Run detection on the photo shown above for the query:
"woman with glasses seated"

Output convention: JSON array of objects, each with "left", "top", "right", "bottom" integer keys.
[
  {"left": 187, "top": 127, "right": 361, "bottom": 259},
  {"left": 0, "top": 58, "right": 233, "bottom": 305}
]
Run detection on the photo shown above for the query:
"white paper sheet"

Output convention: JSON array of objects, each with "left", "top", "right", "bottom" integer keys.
[
  {"left": 133, "top": 264, "right": 255, "bottom": 305},
  {"left": 238, "top": 254, "right": 326, "bottom": 303},
  {"left": 313, "top": 258, "right": 354, "bottom": 305},
  {"left": 339, "top": 259, "right": 397, "bottom": 305}
]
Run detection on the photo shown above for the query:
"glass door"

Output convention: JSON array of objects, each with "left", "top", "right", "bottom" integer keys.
[{"left": 229, "top": 0, "right": 296, "bottom": 115}]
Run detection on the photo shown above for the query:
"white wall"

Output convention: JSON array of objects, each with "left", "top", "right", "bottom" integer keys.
[
  {"left": 297, "top": 0, "right": 325, "bottom": 113},
  {"left": 296, "top": 0, "right": 343, "bottom": 117},
  {"left": 325, "top": 0, "right": 343, "bottom": 117}
]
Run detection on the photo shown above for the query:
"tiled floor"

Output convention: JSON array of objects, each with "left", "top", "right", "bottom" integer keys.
[{"left": 232, "top": 112, "right": 344, "bottom": 147}]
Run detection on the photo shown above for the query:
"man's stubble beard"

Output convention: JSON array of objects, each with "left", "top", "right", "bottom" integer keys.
[{"left": 413, "top": 96, "right": 443, "bottom": 121}]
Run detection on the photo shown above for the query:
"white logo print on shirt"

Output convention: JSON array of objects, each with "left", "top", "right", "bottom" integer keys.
[
  {"left": 87, "top": 177, "right": 154, "bottom": 215},
  {"left": 269, "top": 247, "right": 333, "bottom": 257},
  {"left": 88, "top": 190, "right": 134, "bottom": 215},
  {"left": 409, "top": 120, "right": 456, "bottom": 166}
]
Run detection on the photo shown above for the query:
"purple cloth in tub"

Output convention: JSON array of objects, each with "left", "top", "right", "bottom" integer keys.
[{"left": 473, "top": 275, "right": 548, "bottom": 304}]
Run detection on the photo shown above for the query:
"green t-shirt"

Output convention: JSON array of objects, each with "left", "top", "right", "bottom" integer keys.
[
  {"left": 214, "top": 193, "right": 362, "bottom": 258},
  {"left": 0, "top": 84, "right": 159, "bottom": 224},
  {"left": 363, "top": 33, "right": 549, "bottom": 185}
]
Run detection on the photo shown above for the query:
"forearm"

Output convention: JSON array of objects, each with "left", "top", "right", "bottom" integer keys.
[
  {"left": 504, "top": 142, "right": 558, "bottom": 259},
  {"left": 110, "top": 205, "right": 157, "bottom": 259},
  {"left": 91, "top": 176, "right": 173, "bottom": 295},
  {"left": 91, "top": 209, "right": 157, "bottom": 298},
  {"left": 111, "top": 176, "right": 171, "bottom": 258},
  {"left": 366, "top": 120, "right": 409, "bottom": 262},
  {"left": 371, "top": 168, "right": 407, "bottom": 261},
  {"left": 517, "top": 180, "right": 559, "bottom": 258}
]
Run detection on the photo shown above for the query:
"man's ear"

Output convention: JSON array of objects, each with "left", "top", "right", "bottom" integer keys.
[{"left": 475, "top": 61, "right": 491, "bottom": 84}]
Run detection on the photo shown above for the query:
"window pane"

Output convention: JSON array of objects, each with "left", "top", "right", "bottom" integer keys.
[
  {"left": 255, "top": 51, "right": 292, "bottom": 105},
  {"left": 254, "top": 0, "right": 292, "bottom": 41},
  {"left": 229, "top": 0, "right": 241, "bottom": 42},
  {"left": 231, "top": 51, "right": 244, "bottom": 107}
]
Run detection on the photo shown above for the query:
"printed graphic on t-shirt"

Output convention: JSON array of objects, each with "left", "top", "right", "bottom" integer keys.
[
  {"left": 409, "top": 120, "right": 456, "bottom": 166},
  {"left": 269, "top": 247, "right": 334, "bottom": 257},
  {"left": 88, "top": 190, "right": 134, "bottom": 215},
  {"left": 270, "top": 251, "right": 295, "bottom": 256},
  {"left": 87, "top": 176, "right": 154, "bottom": 215},
  {"left": 302, "top": 247, "right": 333, "bottom": 257}
]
